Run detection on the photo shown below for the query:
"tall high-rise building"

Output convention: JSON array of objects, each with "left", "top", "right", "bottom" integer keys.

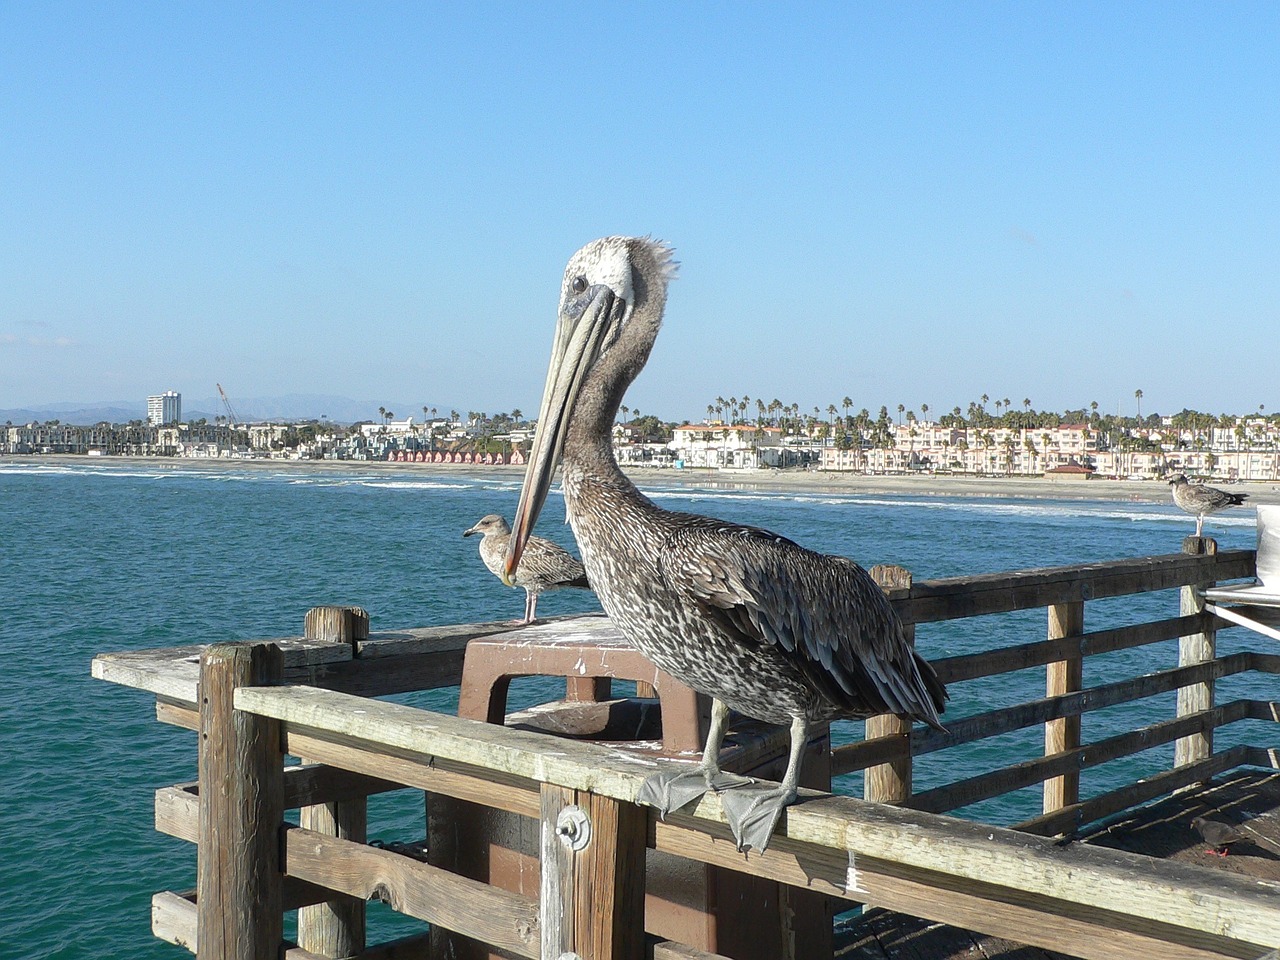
[{"left": 147, "top": 391, "right": 181, "bottom": 425}]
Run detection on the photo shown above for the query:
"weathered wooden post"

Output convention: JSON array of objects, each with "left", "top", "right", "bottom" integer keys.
[
  {"left": 197, "top": 642, "right": 285, "bottom": 960},
  {"left": 1044, "top": 600, "right": 1085, "bottom": 813},
  {"left": 1175, "top": 536, "right": 1218, "bottom": 768},
  {"left": 865, "top": 564, "right": 914, "bottom": 803},
  {"left": 539, "top": 784, "right": 646, "bottom": 960},
  {"left": 298, "top": 607, "right": 369, "bottom": 959}
]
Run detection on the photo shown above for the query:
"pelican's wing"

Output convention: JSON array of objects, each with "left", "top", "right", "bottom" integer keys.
[{"left": 657, "top": 522, "right": 945, "bottom": 726}]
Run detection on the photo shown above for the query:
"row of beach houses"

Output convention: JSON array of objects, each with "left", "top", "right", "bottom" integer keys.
[
  {"left": 7, "top": 415, "right": 1279, "bottom": 482},
  {"left": 650, "top": 418, "right": 1280, "bottom": 482}
]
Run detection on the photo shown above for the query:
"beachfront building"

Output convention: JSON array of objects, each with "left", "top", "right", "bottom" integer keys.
[
  {"left": 668, "top": 424, "right": 785, "bottom": 469},
  {"left": 147, "top": 391, "right": 181, "bottom": 426}
]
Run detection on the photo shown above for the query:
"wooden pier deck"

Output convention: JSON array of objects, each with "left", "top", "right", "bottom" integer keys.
[
  {"left": 835, "top": 769, "right": 1280, "bottom": 959},
  {"left": 92, "top": 538, "right": 1280, "bottom": 960}
]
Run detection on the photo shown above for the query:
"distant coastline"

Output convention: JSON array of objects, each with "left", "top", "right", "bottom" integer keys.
[{"left": 10, "top": 453, "right": 1280, "bottom": 506}]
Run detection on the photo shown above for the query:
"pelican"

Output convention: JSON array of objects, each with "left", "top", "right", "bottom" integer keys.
[
  {"left": 505, "top": 237, "right": 946, "bottom": 851},
  {"left": 1167, "top": 474, "right": 1249, "bottom": 536},
  {"left": 464, "top": 514, "right": 589, "bottom": 623}
]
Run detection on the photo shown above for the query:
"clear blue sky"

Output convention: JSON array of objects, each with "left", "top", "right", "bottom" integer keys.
[{"left": 2, "top": 2, "right": 1276, "bottom": 422}]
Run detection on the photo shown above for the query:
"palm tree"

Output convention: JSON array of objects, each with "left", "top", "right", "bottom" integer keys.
[
  {"left": 1134, "top": 388, "right": 1144, "bottom": 420},
  {"left": 897, "top": 403, "right": 905, "bottom": 425},
  {"left": 920, "top": 402, "right": 929, "bottom": 422}
]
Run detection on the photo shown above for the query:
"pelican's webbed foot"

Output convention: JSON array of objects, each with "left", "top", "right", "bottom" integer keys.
[
  {"left": 637, "top": 765, "right": 755, "bottom": 816},
  {"left": 719, "top": 784, "right": 798, "bottom": 853}
]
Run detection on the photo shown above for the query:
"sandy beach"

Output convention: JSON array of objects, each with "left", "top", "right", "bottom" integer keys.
[{"left": 11, "top": 453, "right": 1280, "bottom": 506}]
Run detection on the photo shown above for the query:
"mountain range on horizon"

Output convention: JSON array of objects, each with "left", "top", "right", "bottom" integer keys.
[{"left": 0, "top": 394, "right": 459, "bottom": 427}]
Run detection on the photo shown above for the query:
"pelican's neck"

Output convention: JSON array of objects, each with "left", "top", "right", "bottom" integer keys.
[
  {"left": 563, "top": 306, "right": 660, "bottom": 484},
  {"left": 563, "top": 351, "right": 631, "bottom": 478}
]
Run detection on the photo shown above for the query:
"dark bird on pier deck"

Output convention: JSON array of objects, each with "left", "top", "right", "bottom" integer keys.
[
  {"left": 504, "top": 237, "right": 947, "bottom": 851},
  {"left": 463, "top": 514, "right": 589, "bottom": 624},
  {"left": 1167, "top": 474, "right": 1248, "bottom": 537},
  {"left": 1193, "top": 816, "right": 1249, "bottom": 856}
]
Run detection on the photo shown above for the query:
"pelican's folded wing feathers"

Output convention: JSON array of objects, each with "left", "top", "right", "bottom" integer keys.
[{"left": 657, "top": 522, "right": 945, "bottom": 726}]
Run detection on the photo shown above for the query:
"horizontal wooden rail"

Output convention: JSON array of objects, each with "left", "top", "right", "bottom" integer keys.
[
  {"left": 833, "top": 652, "right": 1257, "bottom": 776},
  {"left": 151, "top": 891, "right": 435, "bottom": 960},
  {"left": 234, "top": 683, "right": 1280, "bottom": 959},
  {"left": 285, "top": 825, "right": 541, "bottom": 958},
  {"left": 891, "top": 550, "right": 1255, "bottom": 625},
  {"left": 1016, "top": 746, "right": 1254, "bottom": 837},
  {"left": 932, "top": 612, "right": 1217, "bottom": 685},
  {"left": 907, "top": 701, "right": 1255, "bottom": 815}
]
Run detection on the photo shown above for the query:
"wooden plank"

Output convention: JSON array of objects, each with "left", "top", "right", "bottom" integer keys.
[
  {"left": 651, "top": 943, "right": 733, "bottom": 960},
  {"left": 866, "top": 565, "right": 915, "bottom": 804},
  {"left": 833, "top": 652, "right": 1256, "bottom": 776},
  {"left": 1044, "top": 601, "right": 1084, "bottom": 813},
  {"left": 538, "top": 784, "right": 647, "bottom": 960},
  {"left": 298, "top": 606, "right": 369, "bottom": 960},
  {"left": 540, "top": 784, "right": 574, "bottom": 960},
  {"left": 93, "top": 636, "right": 353, "bottom": 702},
  {"left": 1177, "top": 537, "right": 1218, "bottom": 768},
  {"left": 1017, "top": 746, "right": 1251, "bottom": 837},
  {"left": 153, "top": 890, "right": 435, "bottom": 960},
  {"left": 893, "top": 550, "right": 1255, "bottom": 625},
  {"left": 154, "top": 891, "right": 199, "bottom": 954},
  {"left": 157, "top": 696, "right": 199, "bottom": 730},
  {"left": 650, "top": 819, "right": 1261, "bottom": 960},
  {"left": 578, "top": 789, "right": 647, "bottom": 959},
  {"left": 908, "top": 702, "right": 1253, "bottom": 815},
  {"left": 284, "top": 824, "right": 540, "bottom": 959},
  {"left": 932, "top": 612, "right": 1212, "bottom": 685},
  {"left": 285, "top": 728, "right": 542, "bottom": 818},
  {"left": 298, "top": 799, "right": 367, "bottom": 958},
  {"left": 235, "top": 684, "right": 1280, "bottom": 953},
  {"left": 158, "top": 766, "right": 403, "bottom": 844},
  {"left": 198, "top": 643, "right": 285, "bottom": 960}
]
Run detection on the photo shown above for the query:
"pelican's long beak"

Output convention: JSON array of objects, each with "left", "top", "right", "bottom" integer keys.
[{"left": 505, "top": 284, "right": 621, "bottom": 584}]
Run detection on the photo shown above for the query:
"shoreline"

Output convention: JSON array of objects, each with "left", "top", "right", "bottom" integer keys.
[{"left": 9, "top": 452, "right": 1280, "bottom": 505}]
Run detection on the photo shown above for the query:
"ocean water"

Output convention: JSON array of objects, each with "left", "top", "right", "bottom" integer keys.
[{"left": 0, "top": 459, "right": 1269, "bottom": 958}]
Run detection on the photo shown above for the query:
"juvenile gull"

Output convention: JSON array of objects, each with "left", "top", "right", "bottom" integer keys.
[
  {"left": 505, "top": 237, "right": 946, "bottom": 851},
  {"left": 1167, "top": 474, "right": 1249, "bottom": 536},
  {"left": 463, "top": 514, "right": 589, "bottom": 623}
]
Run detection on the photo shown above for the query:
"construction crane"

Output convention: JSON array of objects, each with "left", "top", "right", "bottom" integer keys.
[{"left": 216, "top": 383, "right": 240, "bottom": 425}]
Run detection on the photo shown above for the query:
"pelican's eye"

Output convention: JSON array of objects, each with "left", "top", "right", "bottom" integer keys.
[{"left": 570, "top": 276, "right": 588, "bottom": 294}]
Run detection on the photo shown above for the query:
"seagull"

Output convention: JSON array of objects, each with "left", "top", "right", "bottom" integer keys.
[
  {"left": 463, "top": 514, "right": 589, "bottom": 623},
  {"left": 505, "top": 237, "right": 946, "bottom": 851},
  {"left": 1167, "top": 474, "right": 1249, "bottom": 536}
]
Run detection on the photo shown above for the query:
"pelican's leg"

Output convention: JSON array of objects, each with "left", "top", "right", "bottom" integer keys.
[
  {"left": 636, "top": 698, "right": 751, "bottom": 815},
  {"left": 719, "top": 715, "right": 808, "bottom": 853},
  {"left": 523, "top": 590, "right": 537, "bottom": 624}
]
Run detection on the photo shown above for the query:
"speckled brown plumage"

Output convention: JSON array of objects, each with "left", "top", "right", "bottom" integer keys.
[
  {"left": 1168, "top": 474, "right": 1249, "bottom": 536},
  {"left": 507, "top": 236, "right": 946, "bottom": 849}
]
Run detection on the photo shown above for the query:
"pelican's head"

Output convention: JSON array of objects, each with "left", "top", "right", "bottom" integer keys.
[{"left": 504, "top": 236, "right": 676, "bottom": 584}]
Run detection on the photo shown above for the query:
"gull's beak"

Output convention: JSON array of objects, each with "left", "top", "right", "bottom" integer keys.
[
  {"left": 505, "top": 283, "right": 622, "bottom": 584},
  {"left": 462, "top": 524, "right": 479, "bottom": 537}
]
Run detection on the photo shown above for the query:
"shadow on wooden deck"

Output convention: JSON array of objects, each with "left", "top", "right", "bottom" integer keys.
[{"left": 834, "top": 769, "right": 1280, "bottom": 960}]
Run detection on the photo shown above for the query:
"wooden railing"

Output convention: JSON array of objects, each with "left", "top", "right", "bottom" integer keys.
[
  {"left": 92, "top": 539, "right": 1280, "bottom": 960},
  {"left": 846, "top": 537, "right": 1273, "bottom": 837}
]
